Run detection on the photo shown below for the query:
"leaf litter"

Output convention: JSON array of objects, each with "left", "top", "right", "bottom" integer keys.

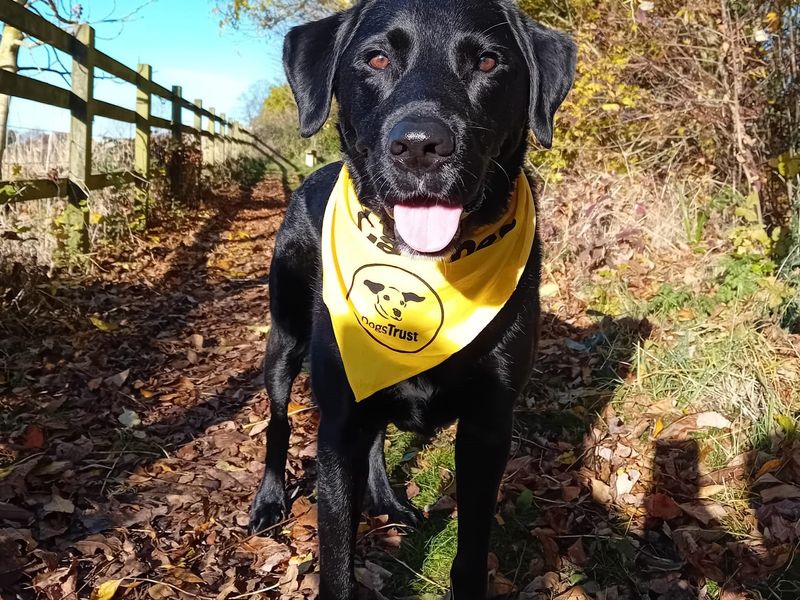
[{"left": 0, "top": 173, "right": 798, "bottom": 600}]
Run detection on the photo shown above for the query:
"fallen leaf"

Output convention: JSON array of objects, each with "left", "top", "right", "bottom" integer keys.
[
  {"left": 614, "top": 469, "right": 640, "bottom": 497},
  {"left": 189, "top": 334, "right": 204, "bottom": 350},
  {"left": 89, "top": 316, "right": 118, "bottom": 332},
  {"left": 567, "top": 539, "right": 588, "bottom": 565},
  {"left": 215, "top": 460, "right": 245, "bottom": 472},
  {"left": 91, "top": 579, "right": 123, "bottom": 600},
  {"left": 756, "top": 458, "right": 783, "bottom": 478},
  {"left": 659, "top": 412, "right": 731, "bottom": 439},
  {"left": 760, "top": 484, "right": 800, "bottom": 503},
  {"left": 354, "top": 561, "right": 393, "bottom": 592},
  {"left": 555, "top": 586, "right": 592, "bottom": 600},
  {"left": 248, "top": 325, "right": 272, "bottom": 334},
  {"left": 697, "top": 485, "right": 726, "bottom": 498},
  {"left": 540, "top": 283, "right": 559, "bottom": 298},
  {"left": 679, "top": 502, "right": 728, "bottom": 525},
  {"left": 22, "top": 424, "right": 45, "bottom": 449},
  {"left": 105, "top": 369, "right": 130, "bottom": 388},
  {"left": 590, "top": 479, "right": 612, "bottom": 504},
  {"left": 168, "top": 568, "right": 204, "bottom": 584},
  {"left": 644, "top": 493, "right": 682, "bottom": 519},
  {"left": 489, "top": 572, "right": 516, "bottom": 598},
  {"left": 147, "top": 583, "right": 174, "bottom": 599},
  {"left": 43, "top": 492, "right": 75, "bottom": 515},
  {"left": 118, "top": 409, "right": 141, "bottom": 428},
  {"left": 406, "top": 480, "right": 420, "bottom": 500}
]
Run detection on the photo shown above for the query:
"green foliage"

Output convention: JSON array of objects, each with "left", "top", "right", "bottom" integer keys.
[
  {"left": 223, "top": 157, "right": 269, "bottom": 188},
  {"left": 648, "top": 283, "right": 707, "bottom": 316},
  {"left": 646, "top": 253, "right": 788, "bottom": 320},
  {"left": 217, "top": 0, "right": 350, "bottom": 29},
  {"left": 253, "top": 84, "right": 340, "bottom": 167},
  {"left": 51, "top": 200, "right": 89, "bottom": 266},
  {"left": 715, "top": 254, "right": 777, "bottom": 305}
]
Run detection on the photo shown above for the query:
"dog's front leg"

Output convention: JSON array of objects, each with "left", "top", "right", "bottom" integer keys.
[
  {"left": 316, "top": 413, "right": 372, "bottom": 600},
  {"left": 450, "top": 394, "right": 514, "bottom": 600}
]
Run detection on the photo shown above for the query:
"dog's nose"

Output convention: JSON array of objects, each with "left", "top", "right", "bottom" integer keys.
[
  {"left": 388, "top": 118, "right": 455, "bottom": 172},
  {"left": 393, "top": 308, "right": 401, "bottom": 318}
]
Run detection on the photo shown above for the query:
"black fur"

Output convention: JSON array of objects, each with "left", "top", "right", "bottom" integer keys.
[{"left": 251, "top": 1, "right": 575, "bottom": 598}]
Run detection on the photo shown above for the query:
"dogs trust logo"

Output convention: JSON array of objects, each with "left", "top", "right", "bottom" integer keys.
[{"left": 347, "top": 264, "right": 444, "bottom": 353}]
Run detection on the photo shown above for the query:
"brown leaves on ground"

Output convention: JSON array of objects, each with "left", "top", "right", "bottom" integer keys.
[
  {"left": 2, "top": 171, "right": 799, "bottom": 600},
  {"left": 0, "top": 179, "right": 338, "bottom": 599}
]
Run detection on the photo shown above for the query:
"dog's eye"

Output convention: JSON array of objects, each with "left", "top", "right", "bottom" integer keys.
[
  {"left": 384, "top": 295, "right": 390, "bottom": 301},
  {"left": 368, "top": 53, "right": 391, "bottom": 71},
  {"left": 478, "top": 53, "right": 498, "bottom": 73}
]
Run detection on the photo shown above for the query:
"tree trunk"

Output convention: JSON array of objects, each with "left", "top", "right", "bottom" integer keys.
[{"left": 0, "top": 1, "right": 29, "bottom": 180}]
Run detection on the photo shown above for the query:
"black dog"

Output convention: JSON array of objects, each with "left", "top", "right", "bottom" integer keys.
[{"left": 250, "top": 1, "right": 576, "bottom": 598}]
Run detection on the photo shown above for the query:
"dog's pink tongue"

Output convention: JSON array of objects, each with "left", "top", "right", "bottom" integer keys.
[{"left": 394, "top": 203, "right": 463, "bottom": 253}]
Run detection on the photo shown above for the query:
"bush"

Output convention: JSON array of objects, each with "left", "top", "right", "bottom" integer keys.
[{"left": 251, "top": 84, "right": 340, "bottom": 167}]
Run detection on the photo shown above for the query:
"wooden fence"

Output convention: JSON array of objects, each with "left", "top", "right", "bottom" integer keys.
[{"left": 0, "top": 0, "right": 271, "bottom": 211}]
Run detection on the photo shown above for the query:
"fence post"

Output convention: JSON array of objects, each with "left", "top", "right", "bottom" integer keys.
[
  {"left": 193, "top": 98, "right": 203, "bottom": 162},
  {"left": 233, "top": 122, "right": 241, "bottom": 159},
  {"left": 208, "top": 108, "right": 218, "bottom": 165},
  {"left": 220, "top": 113, "right": 228, "bottom": 163},
  {"left": 135, "top": 63, "right": 152, "bottom": 225},
  {"left": 194, "top": 99, "right": 202, "bottom": 134},
  {"left": 67, "top": 24, "right": 94, "bottom": 255},
  {"left": 170, "top": 85, "right": 183, "bottom": 201},
  {"left": 171, "top": 86, "right": 182, "bottom": 143}
]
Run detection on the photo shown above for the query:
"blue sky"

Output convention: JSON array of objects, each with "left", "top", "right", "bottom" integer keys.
[{"left": 7, "top": 0, "right": 285, "bottom": 135}]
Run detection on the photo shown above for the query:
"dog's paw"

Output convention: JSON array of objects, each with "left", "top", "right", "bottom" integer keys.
[
  {"left": 249, "top": 491, "right": 288, "bottom": 536},
  {"left": 368, "top": 497, "right": 424, "bottom": 528}
]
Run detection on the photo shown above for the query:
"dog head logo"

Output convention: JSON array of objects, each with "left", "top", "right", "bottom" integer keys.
[
  {"left": 364, "top": 280, "right": 425, "bottom": 322},
  {"left": 348, "top": 265, "right": 444, "bottom": 354}
]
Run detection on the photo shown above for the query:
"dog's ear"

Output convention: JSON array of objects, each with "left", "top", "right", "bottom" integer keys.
[
  {"left": 283, "top": 10, "right": 354, "bottom": 137},
  {"left": 506, "top": 10, "right": 577, "bottom": 149},
  {"left": 403, "top": 292, "right": 426, "bottom": 304},
  {"left": 364, "top": 280, "right": 385, "bottom": 294}
]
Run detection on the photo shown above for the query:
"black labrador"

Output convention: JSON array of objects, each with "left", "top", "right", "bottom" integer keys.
[{"left": 249, "top": 1, "right": 576, "bottom": 598}]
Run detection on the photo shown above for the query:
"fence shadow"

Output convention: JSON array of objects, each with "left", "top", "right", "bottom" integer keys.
[
  {"left": 517, "top": 313, "right": 799, "bottom": 599},
  {"left": 2, "top": 180, "right": 798, "bottom": 599},
  {"left": 0, "top": 172, "right": 295, "bottom": 596}
]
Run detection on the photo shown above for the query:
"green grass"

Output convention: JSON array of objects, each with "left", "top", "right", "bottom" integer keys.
[
  {"left": 410, "top": 444, "right": 456, "bottom": 510},
  {"left": 384, "top": 425, "right": 418, "bottom": 476}
]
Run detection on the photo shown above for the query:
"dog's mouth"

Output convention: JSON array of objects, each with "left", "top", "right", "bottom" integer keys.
[{"left": 386, "top": 201, "right": 465, "bottom": 255}]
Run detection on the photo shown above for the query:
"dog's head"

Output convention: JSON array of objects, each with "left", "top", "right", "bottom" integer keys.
[
  {"left": 284, "top": 0, "right": 576, "bottom": 257},
  {"left": 364, "top": 279, "right": 425, "bottom": 321}
]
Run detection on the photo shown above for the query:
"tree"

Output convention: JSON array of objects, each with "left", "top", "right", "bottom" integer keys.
[{"left": 216, "top": 0, "right": 351, "bottom": 30}]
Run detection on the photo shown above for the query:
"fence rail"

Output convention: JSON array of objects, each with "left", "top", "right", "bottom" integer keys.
[{"left": 0, "top": 0, "right": 270, "bottom": 207}]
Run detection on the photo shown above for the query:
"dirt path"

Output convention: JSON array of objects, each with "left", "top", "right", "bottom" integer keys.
[
  {"left": 0, "top": 180, "right": 326, "bottom": 599},
  {"left": 2, "top": 176, "right": 799, "bottom": 600}
]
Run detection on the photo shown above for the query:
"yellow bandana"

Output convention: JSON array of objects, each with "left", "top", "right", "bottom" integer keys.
[{"left": 321, "top": 167, "right": 536, "bottom": 401}]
